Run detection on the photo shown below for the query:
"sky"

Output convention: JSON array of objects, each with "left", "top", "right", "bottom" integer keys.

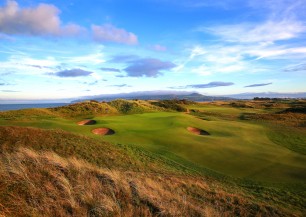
[{"left": 0, "top": 0, "right": 306, "bottom": 102}]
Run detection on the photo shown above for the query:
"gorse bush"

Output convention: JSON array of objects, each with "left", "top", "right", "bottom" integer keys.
[
  {"left": 49, "top": 101, "right": 117, "bottom": 117},
  {"left": 150, "top": 100, "right": 187, "bottom": 112},
  {"left": 108, "top": 99, "right": 146, "bottom": 114}
]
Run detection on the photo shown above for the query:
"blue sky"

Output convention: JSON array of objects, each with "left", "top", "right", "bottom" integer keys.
[{"left": 0, "top": 0, "right": 306, "bottom": 102}]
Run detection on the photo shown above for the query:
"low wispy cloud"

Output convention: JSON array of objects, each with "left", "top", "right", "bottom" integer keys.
[
  {"left": 201, "top": 19, "right": 306, "bottom": 44},
  {"left": 124, "top": 58, "right": 176, "bottom": 77},
  {"left": 83, "top": 80, "right": 99, "bottom": 85},
  {"left": 115, "top": 75, "right": 127, "bottom": 78},
  {"left": 109, "top": 84, "right": 131, "bottom": 87},
  {"left": 1, "top": 90, "right": 19, "bottom": 92},
  {"left": 0, "top": 81, "right": 13, "bottom": 86},
  {"left": 170, "top": 81, "right": 234, "bottom": 89},
  {"left": 0, "top": 1, "right": 82, "bottom": 36},
  {"left": 92, "top": 24, "right": 138, "bottom": 45},
  {"left": 51, "top": 69, "right": 93, "bottom": 77},
  {"left": 188, "top": 82, "right": 234, "bottom": 88},
  {"left": 284, "top": 63, "right": 306, "bottom": 72},
  {"left": 100, "top": 67, "right": 121, "bottom": 72},
  {"left": 244, "top": 82, "right": 272, "bottom": 88}
]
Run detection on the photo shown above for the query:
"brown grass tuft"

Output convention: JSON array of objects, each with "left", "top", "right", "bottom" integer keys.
[{"left": 0, "top": 148, "right": 295, "bottom": 217}]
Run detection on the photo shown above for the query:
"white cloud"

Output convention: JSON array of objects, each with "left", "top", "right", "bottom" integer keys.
[
  {"left": 188, "top": 0, "right": 306, "bottom": 76},
  {"left": 62, "top": 53, "right": 105, "bottom": 65},
  {"left": 0, "top": 1, "right": 139, "bottom": 45},
  {"left": 201, "top": 19, "right": 306, "bottom": 44},
  {"left": 249, "top": 46, "right": 306, "bottom": 60},
  {"left": 191, "top": 65, "right": 211, "bottom": 76},
  {"left": 0, "top": 0, "right": 82, "bottom": 36},
  {"left": 189, "top": 46, "right": 207, "bottom": 59},
  {"left": 92, "top": 24, "right": 138, "bottom": 45}
]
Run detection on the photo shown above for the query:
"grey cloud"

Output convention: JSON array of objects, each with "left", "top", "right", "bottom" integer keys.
[
  {"left": 284, "top": 63, "right": 306, "bottom": 72},
  {"left": 124, "top": 58, "right": 176, "bottom": 77},
  {"left": 0, "top": 82, "right": 13, "bottom": 86},
  {"left": 170, "top": 81, "right": 234, "bottom": 89},
  {"left": 188, "top": 81, "right": 234, "bottom": 88},
  {"left": 115, "top": 75, "right": 127, "bottom": 78},
  {"left": 52, "top": 69, "right": 93, "bottom": 77},
  {"left": 110, "top": 55, "right": 139, "bottom": 63},
  {"left": 0, "top": 72, "right": 13, "bottom": 76},
  {"left": 1, "top": 90, "right": 20, "bottom": 92},
  {"left": 92, "top": 24, "right": 138, "bottom": 45},
  {"left": 0, "top": 1, "right": 82, "bottom": 36},
  {"left": 83, "top": 80, "right": 98, "bottom": 85},
  {"left": 244, "top": 82, "right": 272, "bottom": 88},
  {"left": 24, "top": 64, "right": 54, "bottom": 69},
  {"left": 100, "top": 67, "right": 121, "bottom": 72},
  {"left": 109, "top": 84, "right": 131, "bottom": 87}
]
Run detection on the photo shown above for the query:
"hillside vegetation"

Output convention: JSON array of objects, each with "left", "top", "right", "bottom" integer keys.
[{"left": 0, "top": 99, "right": 187, "bottom": 120}]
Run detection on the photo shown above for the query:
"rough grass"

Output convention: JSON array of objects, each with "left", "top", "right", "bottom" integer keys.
[
  {"left": 0, "top": 99, "right": 178, "bottom": 120},
  {"left": 0, "top": 126, "right": 188, "bottom": 174},
  {"left": 49, "top": 101, "right": 118, "bottom": 118},
  {"left": 0, "top": 108, "right": 57, "bottom": 120},
  {"left": 0, "top": 147, "right": 295, "bottom": 217}
]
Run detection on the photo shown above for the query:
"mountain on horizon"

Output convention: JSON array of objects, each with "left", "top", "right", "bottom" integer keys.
[
  {"left": 222, "top": 92, "right": 306, "bottom": 99},
  {"left": 72, "top": 91, "right": 232, "bottom": 103}
]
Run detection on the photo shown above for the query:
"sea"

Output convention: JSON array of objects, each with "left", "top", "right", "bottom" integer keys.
[{"left": 0, "top": 103, "right": 70, "bottom": 112}]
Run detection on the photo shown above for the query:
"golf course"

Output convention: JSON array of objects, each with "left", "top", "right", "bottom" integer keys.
[{"left": 0, "top": 99, "right": 305, "bottom": 216}]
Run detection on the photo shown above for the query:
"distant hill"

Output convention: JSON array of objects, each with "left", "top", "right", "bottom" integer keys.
[
  {"left": 72, "top": 91, "right": 232, "bottom": 103},
  {"left": 222, "top": 92, "right": 306, "bottom": 99}
]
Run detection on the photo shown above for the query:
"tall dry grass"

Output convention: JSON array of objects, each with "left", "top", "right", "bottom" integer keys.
[{"left": 0, "top": 148, "right": 291, "bottom": 217}]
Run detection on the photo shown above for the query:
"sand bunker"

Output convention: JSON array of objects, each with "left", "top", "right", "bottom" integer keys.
[
  {"left": 92, "top": 128, "right": 115, "bottom": 135},
  {"left": 187, "top": 127, "right": 210, "bottom": 135},
  {"left": 77, "top": 120, "right": 97, "bottom": 125}
]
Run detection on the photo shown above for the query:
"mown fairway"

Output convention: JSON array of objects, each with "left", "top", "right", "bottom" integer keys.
[
  {"left": 1, "top": 104, "right": 305, "bottom": 185},
  {"left": 92, "top": 112, "right": 306, "bottom": 183}
]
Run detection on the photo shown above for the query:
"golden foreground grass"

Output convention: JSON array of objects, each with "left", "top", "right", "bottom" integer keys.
[
  {"left": 0, "top": 148, "right": 288, "bottom": 217},
  {"left": 0, "top": 126, "right": 295, "bottom": 217}
]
